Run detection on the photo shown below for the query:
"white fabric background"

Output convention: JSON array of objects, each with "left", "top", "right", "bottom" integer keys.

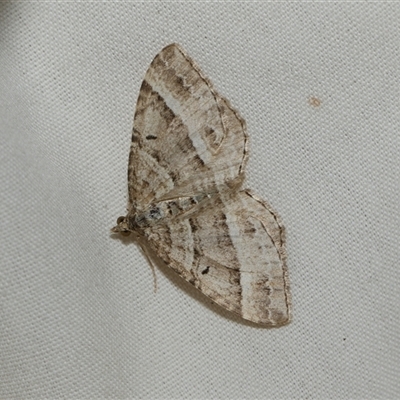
[{"left": 1, "top": 3, "right": 399, "bottom": 399}]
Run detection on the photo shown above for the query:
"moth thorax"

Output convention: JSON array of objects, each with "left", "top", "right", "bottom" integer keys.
[{"left": 130, "top": 205, "right": 165, "bottom": 230}]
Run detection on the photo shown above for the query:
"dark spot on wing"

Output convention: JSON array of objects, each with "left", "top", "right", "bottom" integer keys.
[
  {"left": 189, "top": 218, "right": 198, "bottom": 233},
  {"left": 201, "top": 266, "right": 210, "bottom": 275}
]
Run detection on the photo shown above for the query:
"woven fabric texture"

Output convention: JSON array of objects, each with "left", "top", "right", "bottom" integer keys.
[{"left": 1, "top": 3, "right": 399, "bottom": 399}]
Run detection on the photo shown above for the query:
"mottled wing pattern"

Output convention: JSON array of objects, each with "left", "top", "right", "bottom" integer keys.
[
  {"left": 113, "top": 44, "right": 291, "bottom": 325},
  {"left": 144, "top": 190, "right": 291, "bottom": 326},
  {"left": 129, "top": 43, "right": 248, "bottom": 209}
]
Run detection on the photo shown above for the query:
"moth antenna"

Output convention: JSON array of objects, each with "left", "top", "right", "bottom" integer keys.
[{"left": 138, "top": 240, "right": 158, "bottom": 293}]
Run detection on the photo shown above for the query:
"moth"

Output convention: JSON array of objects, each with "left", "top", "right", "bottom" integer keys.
[{"left": 112, "top": 43, "right": 291, "bottom": 326}]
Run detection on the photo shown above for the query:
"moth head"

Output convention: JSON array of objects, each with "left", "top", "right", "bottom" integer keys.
[{"left": 111, "top": 216, "right": 131, "bottom": 236}]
